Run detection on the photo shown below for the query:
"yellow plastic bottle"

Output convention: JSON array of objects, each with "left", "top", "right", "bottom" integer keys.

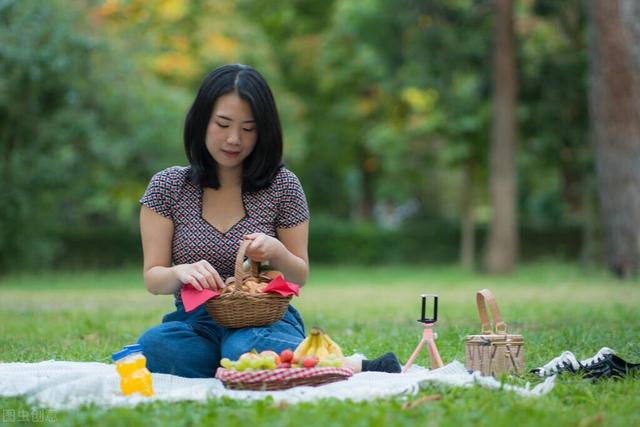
[{"left": 112, "top": 344, "right": 154, "bottom": 397}]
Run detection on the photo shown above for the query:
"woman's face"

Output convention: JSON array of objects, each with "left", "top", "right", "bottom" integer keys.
[{"left": 205, "top": 92, "right": 258, "bottom": 172}]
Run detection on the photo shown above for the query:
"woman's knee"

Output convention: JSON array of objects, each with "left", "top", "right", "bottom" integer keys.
[
  {"left": 137, "top": 322, "right": 182, "bottom": 368},
  {"left": 137, "top": 321, "right": 220, "bottom": 378},
  {"left": 137, "top": 322, "right": 181, "bottom": 352}
]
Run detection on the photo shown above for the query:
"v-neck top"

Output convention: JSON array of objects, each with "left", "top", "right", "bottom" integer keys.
[{"left": 140, "top": 166, "right": 310, "bottom": 283}]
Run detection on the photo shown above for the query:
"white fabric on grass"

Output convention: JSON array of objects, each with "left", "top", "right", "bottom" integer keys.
[{"left": 0, "top": 360, "right": 555, "bottom": 410}]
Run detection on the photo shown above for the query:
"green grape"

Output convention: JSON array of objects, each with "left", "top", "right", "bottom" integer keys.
[
  {"left": 250, "top": 357, "right": 264, "bottom": 370},
  {"left": 235, "top": 359, "right": 249, "bottom": 371},
  {"left": 263, "top": 356, "right": 276, "bottom": 370},
  {"left": 220, "top": 358, "right": 233, "bottom": 369},
  {"left": 317, "top": 358, "right": 331, "bottom": 367}
]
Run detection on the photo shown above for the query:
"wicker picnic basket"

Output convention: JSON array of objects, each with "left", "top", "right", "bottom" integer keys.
[
  {"left": 215, "top": 367, "right": 354, "bottom": 391},
  {"left": 205, "top": 240, "right": 292, "bottom": 329},
  {"left": 465, "top": 289, "right": 525, "bottom": 377}
]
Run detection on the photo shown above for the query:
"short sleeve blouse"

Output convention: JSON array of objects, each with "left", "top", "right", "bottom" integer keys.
[{"left": 139, "top": 166, "right": 309, "bottom": 282}]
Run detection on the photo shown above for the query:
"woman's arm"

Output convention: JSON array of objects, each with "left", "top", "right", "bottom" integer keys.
[
  {"left": 140, "top": 206, "right": 224, "bottom": 294},
  {"left": 244, "top": 220, "right": 309, "bottom": 285}
]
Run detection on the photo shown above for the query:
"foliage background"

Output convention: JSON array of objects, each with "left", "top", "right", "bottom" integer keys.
[{"left": 0, "top": 0, "right": 597, "bottom": 271}]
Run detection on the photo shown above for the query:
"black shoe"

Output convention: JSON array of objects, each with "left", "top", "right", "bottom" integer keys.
[
  {"left": 582, "top": 353, "right": 640, "bottom": 381},
  {"left": 362, "top": 352, "right": 402, "bottom": 373},
  {"left": 530, "top": 351, "right": 582, "bottom": 377}
]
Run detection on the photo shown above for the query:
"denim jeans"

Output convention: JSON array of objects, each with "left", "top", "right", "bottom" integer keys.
[{"left": 137, "top": 300, "right": 306, "bottom": 378}]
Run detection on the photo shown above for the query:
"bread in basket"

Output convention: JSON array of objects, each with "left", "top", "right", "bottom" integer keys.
[{"left": 205, "top": 240, "right": 293, "bottom": 329}]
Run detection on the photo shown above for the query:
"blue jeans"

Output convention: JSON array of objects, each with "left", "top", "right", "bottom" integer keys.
[{"left": 137, "top": 301, "right": 305, "bottom": 378}]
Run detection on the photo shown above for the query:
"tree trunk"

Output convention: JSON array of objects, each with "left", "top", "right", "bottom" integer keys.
[
  {"left": 460, "top": 159, "right": 476, "bottom": 269},
  {"left": 580, "top": 173, "right": 600, "bottom": 268},
  {"left": 589, "top": 0, "right": 640, "bottom": 278},
  {"left": 485, "top": 0, "right": 518, "bottom": 274}
]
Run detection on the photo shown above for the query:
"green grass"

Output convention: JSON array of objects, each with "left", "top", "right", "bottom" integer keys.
[{"left": 1, "top": 262, "right": 639, "bottom": 426}]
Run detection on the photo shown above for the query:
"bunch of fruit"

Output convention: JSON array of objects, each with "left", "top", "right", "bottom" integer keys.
[
  {"left": 293, "top": 326, "right": 344, "bottom": 367},
  {"left": 219, "top": 327, "right": 345, "bottom": 371},
  {"left": 220, "top": 349, "right": 293, "bottom": 371}
]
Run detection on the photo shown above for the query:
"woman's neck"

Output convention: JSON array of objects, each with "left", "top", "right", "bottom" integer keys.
[{"left": 217, "top": 166, "right": 242, "bottom": 189}]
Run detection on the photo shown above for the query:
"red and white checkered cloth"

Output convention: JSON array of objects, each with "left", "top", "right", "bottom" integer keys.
[{"left": 215, "top": 367, "right": 353, "bottom": 389}]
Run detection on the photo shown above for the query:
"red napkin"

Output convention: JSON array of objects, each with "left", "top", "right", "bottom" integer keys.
[
  {"left": 263, "top": 275, "right": 300, "bottom": 297},
  {"left": 181, "top": 284, "right": 220, "bottom": 312}
]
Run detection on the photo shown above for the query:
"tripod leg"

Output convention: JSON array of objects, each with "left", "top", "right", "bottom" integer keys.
[
  {"left": 426, "top": 338, "right": 444, "bottom": 369},
  {"left": 402, "top": 338, "right": 426, "bottom": 373}
]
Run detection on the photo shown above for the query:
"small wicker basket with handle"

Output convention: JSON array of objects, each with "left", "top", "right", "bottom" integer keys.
[
  {"left": 205, "top": 240, "right": 292, "bottom": 329},
  {"left": 465, "top": 289, "right": 525, "bottom": 377}
]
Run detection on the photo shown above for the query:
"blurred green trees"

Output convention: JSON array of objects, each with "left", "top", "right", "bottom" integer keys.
[
  {"left": 1, "top": 0, "right": 632, "bottom": 274},
  {"left": 0, "top": 0, "right": 185, "bottom": 270}
]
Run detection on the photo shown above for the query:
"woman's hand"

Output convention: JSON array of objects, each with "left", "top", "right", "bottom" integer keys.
[
  {"left": 243, "top": 233, "right": 285, "bottom": 263},
  {"left": 174, "top": 260, "right": 225, "bottom": 291}
]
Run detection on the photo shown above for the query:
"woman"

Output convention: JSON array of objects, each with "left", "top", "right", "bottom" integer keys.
[{"left": 137, "top": 64, "right": 400, "bottom": 378}]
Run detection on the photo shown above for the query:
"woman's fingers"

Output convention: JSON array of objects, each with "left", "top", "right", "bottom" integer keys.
[
  {"left": 191, "top": 271, "right": 209, "bottom": 290},
  {"left": 180, "top": 260, "right": 240, "bottom": 291},
  {"left": 245, "top": 234, "right": 268, "bottom": 261},
  {"left": 203, "top": 262, "right": 225, "bottom": 290},
  {"left": 244, "top": 233, "right": 264, "bottom": 251},
  {"left": 194, "top": 262, "right": 216, "bottom": 290},
  {"left": 186, "top": 274, "right": 203, "bottom": 291},
  {"left": 212, "top": 270, "right": 225, "bottom": 290},
  {"left": 245, "top": 234, "right": 283, "bottom": 263},
  {"left": 198, "top": 260, "right": 225, "bottom": 290}
]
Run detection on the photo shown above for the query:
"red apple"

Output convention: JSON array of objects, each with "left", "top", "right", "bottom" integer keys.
[
  {"left": 280, "top": 349, "right": 294, "bottom": 363},
  {"left": 277, "top": 362, "right": 291, "bottom": 369},
  {"left": 302, "top": 356, "right": 319, "bottom": 368}
]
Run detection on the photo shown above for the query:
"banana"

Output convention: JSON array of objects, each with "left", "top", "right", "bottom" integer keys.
[
  {"left": 308, "top": 331, "right": 322, "bottom": 357},
  {"left": 304, "top": 327, "right": 320, "bottom": 357},
  {"left": 293, "top": 335, "right": 313, "bottom": 359},
  {"left": 315, "top": 339, "right": 330, "bottom": 359},
  {"left": 322, "top": 333, "right": 344, "bottom": 357},
  {"left": 319, "top": 334, "right": 334, "bottom": 357},
  {"left": 312, "top": 334, "right": 325, "bottom": 359},
  {"left": 304, "top": 336, "right": 316, "bottom": 357},
  {"left": 294, "top": 326, "right": 344, "bottom": 361},
  {"left": 309, "top": 326, "right": 323, "bottom": 337}
]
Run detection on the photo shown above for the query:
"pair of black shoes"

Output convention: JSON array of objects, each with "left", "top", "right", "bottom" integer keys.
[{"left": 531, "top": 347, "right": 640, "bottom": 381}]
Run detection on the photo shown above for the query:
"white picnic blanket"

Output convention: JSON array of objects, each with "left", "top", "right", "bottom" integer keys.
[{"left": 0, "top": 360, "right": 555, "bottom": 410}]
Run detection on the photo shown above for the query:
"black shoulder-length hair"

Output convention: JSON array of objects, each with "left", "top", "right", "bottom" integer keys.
[{"left": 184, "top": 64, "right": 283, "bottom": 192}]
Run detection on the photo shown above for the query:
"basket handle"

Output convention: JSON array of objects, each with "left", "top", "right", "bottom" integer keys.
[
  {"left": 476, "top": 288, "right": 508, "bottom": 335},
  {"left": 234, "top": 239, "right": 260, "bottom": 284}
]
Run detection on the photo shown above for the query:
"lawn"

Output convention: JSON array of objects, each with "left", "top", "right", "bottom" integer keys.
[{"left": 1, "top": 263, "right": 639, "bottom": 426}]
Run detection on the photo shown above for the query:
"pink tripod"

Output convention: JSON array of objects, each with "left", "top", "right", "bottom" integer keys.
[{"left": 402, "top": 294, "right": 444, "bottom": 373}]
